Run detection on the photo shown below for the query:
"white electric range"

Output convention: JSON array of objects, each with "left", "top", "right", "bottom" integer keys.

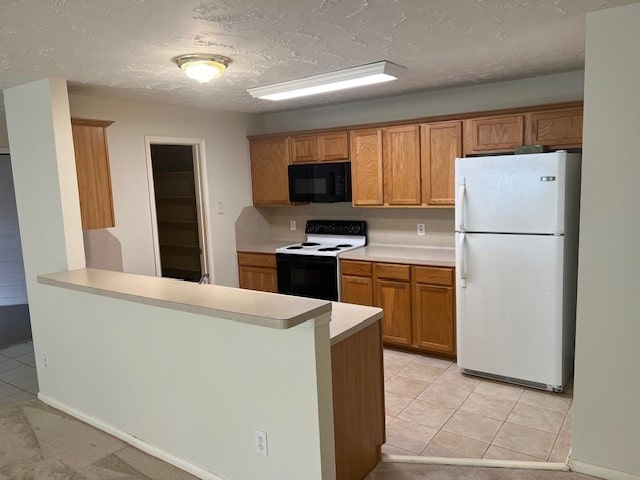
[{"left": 275, "top": 220, "right": 367, "bottom": 301}]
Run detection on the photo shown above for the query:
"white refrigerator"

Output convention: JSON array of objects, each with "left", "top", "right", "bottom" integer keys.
[{"left": 455, "top": 151, "right": 581, "bottom": 392}]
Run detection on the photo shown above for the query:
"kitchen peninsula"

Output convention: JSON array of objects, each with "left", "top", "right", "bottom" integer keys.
[{"left": 37, "top": 268, "right": 384, "bottom": 480}]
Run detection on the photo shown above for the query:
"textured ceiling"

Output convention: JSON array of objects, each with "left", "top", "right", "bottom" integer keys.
[{"left": 0, "top": 0, "right": 637, "bottom": 113}]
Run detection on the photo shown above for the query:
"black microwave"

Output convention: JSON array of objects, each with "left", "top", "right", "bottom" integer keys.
[{"left": 288, "top": 161, "right": 352, "bottom": 203}]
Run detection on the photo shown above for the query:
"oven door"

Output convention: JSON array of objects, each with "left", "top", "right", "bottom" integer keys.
[{"left": 276, "top": 253, "right": 338, "bottom": 301}]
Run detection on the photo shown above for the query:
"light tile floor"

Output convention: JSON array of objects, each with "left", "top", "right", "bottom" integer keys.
[
  {"left": 382, "top": 348, "right": 573, "bottom": 463},
  {"left": 0, "top": 340, "right": 38, "bottom": 404}
]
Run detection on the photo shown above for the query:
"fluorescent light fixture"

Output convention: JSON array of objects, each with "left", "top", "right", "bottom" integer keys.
[
  {"left": 174, "top": 54, "right": 232, "bottom": 83},
  {"left": 247, "top": 61, "right": 406, "bottom": 101}
]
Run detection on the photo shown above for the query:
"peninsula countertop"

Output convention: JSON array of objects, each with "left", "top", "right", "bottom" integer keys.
[
  {"left": 339, "top": 244, "right": 455, "bottom": 267},
  {"left": 38, "top": 268, "right": 383, "bottom": 343}
]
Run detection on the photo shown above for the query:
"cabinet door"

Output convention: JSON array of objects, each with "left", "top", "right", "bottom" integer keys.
[
  {"left": 71, "top": 119, "right": 115, "bottom": 230},
  {"left": 526, "top": 108, "right": 583, "bottom": 148},
  {"left": 319, "top": 132, "right": 349, "bottom": 161},
  {"left": 249, "top": 137, "right": 291, "bottom": 205},
  {"left": 421, "top": 121, "right": 462, "bottom": 206},
  {"left": 383, "top": 125, "right": 421, "bottom": 205},
  {"left": 413, "top": 283, "right": 455, "bottom": 354},
  {"left": 238, "top": 265, "right": 278, "bottom": 293},
  {"left": 291, "top": 135, "right": 319, "bottom": 162},
  {"left": 341, "top": 275, "right": 374, "bottom": 306},
  {"left": 464, "top": 115, "right": 525, "bottom": 154},
  {"left": 375, "top": 279, "right": 412, "bottom": 346},
  {"left": 350, "top": 129, "right": 384, "bottom": 206}
]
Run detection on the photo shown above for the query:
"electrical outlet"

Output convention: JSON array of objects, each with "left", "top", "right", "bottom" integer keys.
[
  {"left": 290, "top": 219, "right": 296, "bottom": 231},
  {"left": 254, "top": 429, "right": 268, "bottom": 456},
  {"left": 417, "top": 223, "right": 426, "bottom": 236},
  {"left": 216, "top": 201, "right": 224, "bottom": 215},
  {"left": 43, "top": 352, "right": 49, "bottom": 368}
]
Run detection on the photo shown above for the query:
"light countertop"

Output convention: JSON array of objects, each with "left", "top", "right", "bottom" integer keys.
[
  {"left": 37, "top": 268, "right": 383, "bottom": 342},
  {"left": 237, "top": 241, "right": 291, "bottom": 254},
  {"left": 329, "top": 301, "right": 382, "bottom": 345},
  {"left": 340, "top": 244, "right": 455, "bottom": 267},
  {"left": 38, "top": 268, "right": 331, "bottom": 330}
]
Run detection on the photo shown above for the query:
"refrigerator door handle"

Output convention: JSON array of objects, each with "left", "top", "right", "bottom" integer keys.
[
  {"left": 457, "top": 233, "right": 468, "bottom": 288},
  {"left": 456, "top": 183, "right": 466, "bottom": 232}
]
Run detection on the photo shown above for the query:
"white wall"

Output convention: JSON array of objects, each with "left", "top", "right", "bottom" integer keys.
[
  {"left": 0, "top": 154, "right": 28, "bottom": 305},
  {"left": 571, "top": 3, "right": 640, "bottom": 478},
  {"left": 37, "top": 284, "right": 335, "bottom": 480},
  {"left": 263, "top": 70, "right": 584, "bottom": 133},
  {"left": 68, "top": 95, "right": 264, "bottom": 287}
]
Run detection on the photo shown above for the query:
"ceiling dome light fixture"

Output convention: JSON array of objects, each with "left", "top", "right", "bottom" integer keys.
[{"left": 174, "top": 54, "right": 232, "bottom": 83}]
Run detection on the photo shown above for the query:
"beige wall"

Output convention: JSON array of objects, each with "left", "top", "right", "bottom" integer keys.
[
  {"left": 571, "top": 3, "right": 640, "bottom": 478},
  {"left": 68, "top": 95, "right": 264, "bottom": 287},
  {"left": 263, "top": 70, "right": 584, "bottom": 133}
]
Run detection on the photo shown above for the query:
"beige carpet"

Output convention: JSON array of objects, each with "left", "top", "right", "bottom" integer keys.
[
  {"left": 0, "top": 399, "right": 197, "bottom": 479},
  {"left": 365, "top": 462, "right": 601, "bottom": 480}
]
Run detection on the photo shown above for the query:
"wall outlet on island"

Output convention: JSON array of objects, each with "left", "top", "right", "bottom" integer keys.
[
  {"left": 290, "top": 219, "right": 296, "bottom": 231},
  {"left": 417, "top": 223, "right": 426, "bottom": 236},
  {"left": 254, "top": 429, "right": 268, "bottom": 456}
]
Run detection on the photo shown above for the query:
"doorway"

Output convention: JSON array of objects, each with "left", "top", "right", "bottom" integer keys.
[
  {"left": 145, "top": 138, "right": 211, "bottom": 283},
  {"left": 0, "top": 152, "right": 32, "bottom": 348}
]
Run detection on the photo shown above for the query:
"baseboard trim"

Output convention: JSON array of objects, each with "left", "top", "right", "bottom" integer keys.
[
  {"left": 569, "top": 459, "right": 640, "bottom": 480},
  {"left": 38, "top": 393, "right": 225, "bottom": 480},
  {"left": 382, "top": 453, "right": 570, "bottom": 471}
]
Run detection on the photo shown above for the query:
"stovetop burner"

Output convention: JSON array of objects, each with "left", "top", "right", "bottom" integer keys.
[{"left": 275, "top": 220, "right": 367, "bottom": 258}]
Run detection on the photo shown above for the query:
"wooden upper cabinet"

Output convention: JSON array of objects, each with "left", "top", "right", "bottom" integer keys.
[
  {"left": 291, "top": 135, "right": 318, "bottom": 162},
  {"left": 464, "top": 114, "right": 525, "bottom": 154},
  {"left": 383, "top": 125, "right": 421, "bottom": 205},
  {"left": 350, "top": 129, "right": 384, "bottom": 206},
  {"left": 421, "top": 121, "right": 462, "bottom": 206},
  {"left": 71, "top": 118, "right": 115, "bottom": 230},
  {"left": 526, "top": 107, "right": 583, "bottom": 148},
  {"left": 291, "top": 132, "right": 349, "bottom": 163},
  {"left": 318, "top": 132, "right": 349, "bottom": 161},
  {"left": 249, "top": 136, "right": 291, "bottom": 205}
]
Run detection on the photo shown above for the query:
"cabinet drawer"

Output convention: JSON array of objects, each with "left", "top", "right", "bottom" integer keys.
[
  {"left": 374, "top": 263, "right": 410, "bottom": 281},
  {"left": 341, "top": 260, "right": 372, "bottom": 277},
  {"left": 413, "top": 266, "right": 454, "bottom": 286},
  {"left": 237, "top": 252, "right": 276, "bottom": 268}
]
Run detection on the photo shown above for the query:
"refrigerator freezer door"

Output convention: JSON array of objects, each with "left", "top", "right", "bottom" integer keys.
[
  {"left": 456, "top": 232, "right": 566, "bottom": 388},
  {"left": 455, "top": 152, "right": 567, "bottom": 234}
]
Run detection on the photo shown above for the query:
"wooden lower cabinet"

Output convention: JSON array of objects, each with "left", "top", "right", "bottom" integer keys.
[
  {"left": 331, "top": 320, "right": 384, "bottom": 480},
  {"left": 341, "top": 275, "right": 374, "bottom": 306},
  {"left": 374, "top": 277, "right": 412, "bottom": 347},
  {"left": 413, "top": 283, "right": 455, "bottom": 354},
  {"left": 341, "top": 259, "right": 456, "bottom": 357},
  {"left": 237, "top": 253, "right": 278, "bottom": 293}
]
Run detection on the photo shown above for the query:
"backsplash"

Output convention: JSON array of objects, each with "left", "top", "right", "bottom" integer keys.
[{"left": 236, "top": 204, "right": 455, "bottom": 248}]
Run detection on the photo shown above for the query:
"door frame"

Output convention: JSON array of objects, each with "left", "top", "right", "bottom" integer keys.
[{"left": 144, "top": 136, "right": 213, "bottom": 283}]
